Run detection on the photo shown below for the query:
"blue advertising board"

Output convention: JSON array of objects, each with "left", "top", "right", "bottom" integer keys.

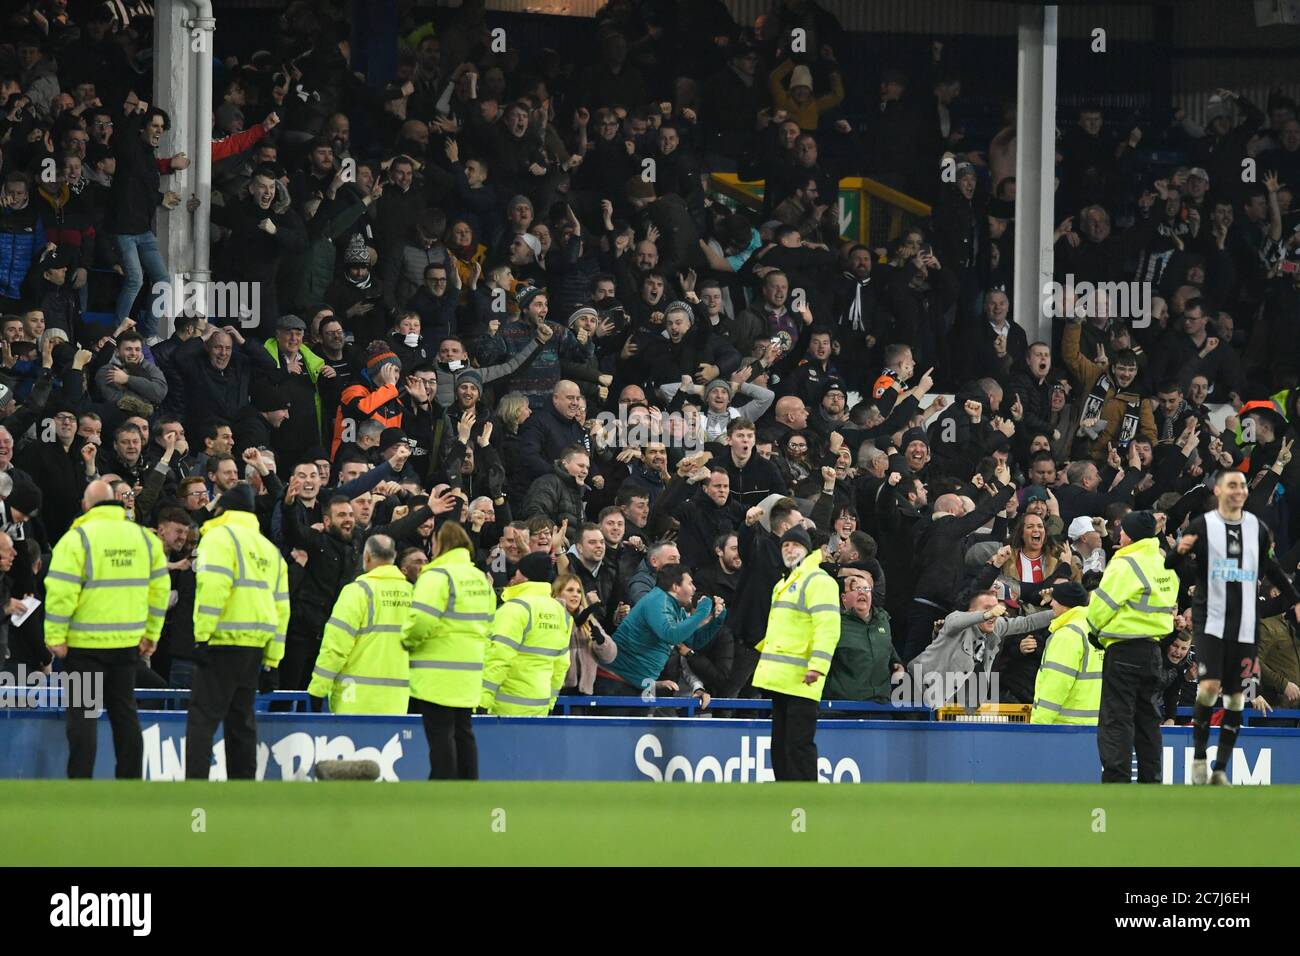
[{"left": 1, "top": 711, "right": 1296, "bottom": 783}]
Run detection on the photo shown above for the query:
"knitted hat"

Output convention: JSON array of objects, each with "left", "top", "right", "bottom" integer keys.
[
  {"left": 1051, "top": 581, "right": 1089, "bottom": 608},
  {"left": 455, "top": 368, "right": 484, "bottom": 390},
  {"left": 518, "top": 551, "right": 555, "bottom": 583},
  {"left": 344, "top": 234, "right": 371, "bottom": 266},
  {"left": 900, "top": 427, "right": 929, "bottom": 448},
  {"left": 704, "top": 378, "right": 733, "bottom": 399},
  {"left": 365, "top": 343, "right": 401, "bottom": 378},
  {"left": 1120, "top": 510, "right": 1157, "bottom": 542},
  {"left": 378, "top": 427, "right": 408, "bottom": 453},
  {"left": 779, "top": 525, "right": 813, "bottom": 550},
  {"left": 516, "top": 285, "right": 546, "bottom": 312},
  {"left": 217, "top": 484, "right": 256, "bottom": 514},
  {"left": 789, "top": 65, "right": 813, "bottom": 90},
  {"left": 567, "top": 306, "right": 598, "bottom": 327},
  {"left": 4, "top": 480, "right": 41, "bottom": 518},
  {"left": 821, "top": 379, "right": 847, "bottom": 400},
  {"left": 508, "top": 194, "right": 534, "bottom": 213}
]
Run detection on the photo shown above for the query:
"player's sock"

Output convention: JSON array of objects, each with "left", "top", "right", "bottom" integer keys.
[
  {"left": 1192, "top": 702, "right": 1213, "bottom": 760},
  {"left": 1213, "top": 708, "right": 1242, "bottom": 773}
]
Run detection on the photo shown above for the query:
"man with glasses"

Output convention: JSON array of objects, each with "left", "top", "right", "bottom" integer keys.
[
  {"left": 406, "top": 262, "right": 458, "bottom": 342},
  {"left": 824, "top": 567, "right": 902, "bottom": 705},
  {"left": 16, "top": 401, "right": 95, "bottom": 540}
]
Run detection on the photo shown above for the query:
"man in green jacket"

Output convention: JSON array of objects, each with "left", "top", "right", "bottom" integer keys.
[
  {"left": 265, "top": 314, "right": 326, "bottom": 463},
  {"left": 825, "top": 567, "right": 901, "bottom": 704}
]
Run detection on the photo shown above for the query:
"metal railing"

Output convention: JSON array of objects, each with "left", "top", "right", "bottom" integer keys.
[
  {"left": 6, "top": 686, "right": 1297, "bottom": 725},
  {"left": 708, "top": 172, "right": 932, "bottom": 251}
]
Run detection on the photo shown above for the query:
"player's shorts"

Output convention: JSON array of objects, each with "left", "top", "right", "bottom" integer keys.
[{"left": 1193, "top": 631, "right": 1259, "bottom": 696}]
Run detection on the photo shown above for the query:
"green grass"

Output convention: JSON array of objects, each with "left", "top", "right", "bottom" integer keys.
[{"left": 3, "top": 781, "right": 1296, "bottom": 866}]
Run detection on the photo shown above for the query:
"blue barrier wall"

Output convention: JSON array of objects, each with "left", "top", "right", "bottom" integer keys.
[{"left": 2, "top": 712, "right": 1296, "bottom": 783}]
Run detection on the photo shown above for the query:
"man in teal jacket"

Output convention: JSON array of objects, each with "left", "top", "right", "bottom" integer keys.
[{"left": 597, "top": 563, "right": 727, "bottom": 700}]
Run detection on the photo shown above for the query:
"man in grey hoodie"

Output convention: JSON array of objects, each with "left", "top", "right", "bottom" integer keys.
[{"left": 901, "top": 588, "right": 1055, "bottom": 708}]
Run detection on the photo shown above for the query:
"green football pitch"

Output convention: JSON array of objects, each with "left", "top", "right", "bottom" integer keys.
[{"left": 3, "top": 781, "right": 1297, "bottom": 865}]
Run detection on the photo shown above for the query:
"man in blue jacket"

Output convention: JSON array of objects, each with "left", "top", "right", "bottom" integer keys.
[
  {"left": 596, "top": 563, "right": 727, "bottom": 703},
  {"left": 0, "top": 172, "right": 47, "bottom": 310}
]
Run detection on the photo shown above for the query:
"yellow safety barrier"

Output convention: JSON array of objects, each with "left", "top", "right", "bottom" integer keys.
[
  {"left": 935, "top": 703, "right": 1033, "bottom": 723},
  {"left": 708, "top": 172, "right": 932, "bottom": 250}
]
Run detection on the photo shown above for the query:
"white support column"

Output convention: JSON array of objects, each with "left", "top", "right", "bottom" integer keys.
[
  {"left": 1013, "top": 4, "right": 1058, "bottom": 345},
  {"left": 153, "top": 0, "right": 193, "bottom": 320}
]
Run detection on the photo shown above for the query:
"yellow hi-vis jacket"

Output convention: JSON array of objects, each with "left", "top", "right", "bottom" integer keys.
[
  {"left": 193, "top": 510, "right": 289, "bottom": 667},
  {"left": 480, "top": 580, "right": 571, "bottom": 716},
  {"left": 1085, "top": 536, "right": 1178, "bottom": 648},
  {"left": 1031, "top": 605, "right": 1105, "bottom": 724},
  {"left": 402, "top": 547, "right": 497, "bottom": 708},
  {"left": 45, "top": 504, "right": 169, "bottom": 650},
  {"left": 308, "top": 563, "right": 413, "bottom": 714},
  {"left": 753, "top": 549, "right": 842, "bottom": 701}
]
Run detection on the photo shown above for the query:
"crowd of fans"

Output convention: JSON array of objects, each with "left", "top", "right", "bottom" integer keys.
[{"left": 0, "top": 0, "right": 1299, "bottom": 719}]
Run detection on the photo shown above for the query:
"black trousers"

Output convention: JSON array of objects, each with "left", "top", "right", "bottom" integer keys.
[
  {"left": 770, "top": 691, "right": 820, "bottom": 781},
  {"left": 185, "top": 646, "right": 263, "bottom": 780},
  {"left": 65, "top": 646, "right": 142, "bottom": 779},
  {"left": 411, "top": 699, "right": 478, "bottom": 780},
  {"left": 1098, "top": 639, "right": 1164, "bottom": 783}
]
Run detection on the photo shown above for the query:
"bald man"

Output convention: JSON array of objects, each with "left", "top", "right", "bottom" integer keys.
[
  {"left": 45, "top": 478, "right": 170, "bottom": 778},
  {"left": 514, "top": 379, "right": 588, "bottom": 493},
  {"left": 773, "top": 396, "right": 810, "bottom": 438},
  {"left": 904, "top": 462, "right": 1017, "bottom": 661}
]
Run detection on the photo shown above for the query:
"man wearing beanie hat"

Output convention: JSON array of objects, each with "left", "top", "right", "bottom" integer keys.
[
  {"left": 479, "top": 552, "right": 571, "bottom": 716},
  {"left": 331, "top": 342, "right": 405, "bottom": 456},
  {"left": 475, "top": 285, "right": 568, "bottom": 410},
  {"left": 1086, "top": 509, "right": 1179, "bottom": 782},
  {"left": 695, "top": 376, "right": 775, "bottom": 442},
  {"left": 1031, "top": 581, "right": 1105, "bottom": 725},
  {"left": 769, "top": 48, "right": 845, "bottom": 132},
  {"left": 186, "top": 479, "right": 290, "bottom": 780},
  {"left": 45, "top": 480, "right": 170, "bottom": 778},
  {"left": 325, "top": 233, "right": 387, "bottom": 344},
  {"left": 752, "top": 521, "right": 841, "bottom": 780},
  {"left": 233, "top": 383, "right": 290, "bottom": 461}
]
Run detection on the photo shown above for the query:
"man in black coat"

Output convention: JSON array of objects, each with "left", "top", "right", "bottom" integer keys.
[
  {"left": 282, "top": 491, "right": 361, "bottom": 693},
  {"left": 653, "top": 464, "right": 746, "bottom": 573},
  {"left": 902, "top": 468, "right": 1015, "bottom": 662},
  {"left": 14, "top": 397, "right": 90, "bottom": 542},
  {"left": 714, "top": 417, "right": 788, "bottom": 507},
  {"left": 209, "top": 164, "right": 308, "bottom": 337},
  {"left": 514, "top": 380, "right": 587, "bottom": 495},
  {"left": 172, "top": 326, "right": 280, "bottom": 441}
]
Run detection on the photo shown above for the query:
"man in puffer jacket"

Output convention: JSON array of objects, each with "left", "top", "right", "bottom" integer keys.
[
  {"left": 0, "top": 172, "right": 47, "bottom": 308},
  {"left": 522, "top": 446, "right": 589, "bottom": 531}
]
